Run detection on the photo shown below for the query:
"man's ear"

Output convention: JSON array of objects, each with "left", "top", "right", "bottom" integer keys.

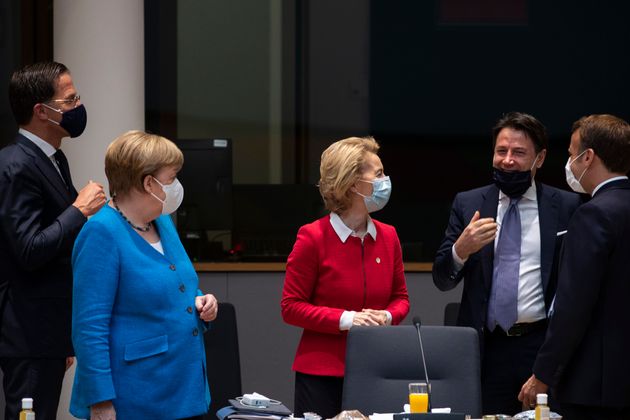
[
  {"left": 584, "top": 148, "right": 595, "bottom": 163},
  {"left": 536, "top": 149, "right": 547, "bottom": 169},
  {"left": 33, "top": 103, "right": 49, "bottom": 122}
]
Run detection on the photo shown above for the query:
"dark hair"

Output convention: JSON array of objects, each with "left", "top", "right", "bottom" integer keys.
[
  {"left": 572, "top": 114, "right": 630, "bottom": 174},
  {"left": 8, "top": 61, "right": 69, "bottom": 125},
  {"left": 492, "top": 112, "right": 548, "bottom": 153}
]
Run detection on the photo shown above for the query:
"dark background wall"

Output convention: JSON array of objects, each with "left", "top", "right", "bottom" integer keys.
[{"left": 369, "top": 0, "right": 630, "bottom": 259}]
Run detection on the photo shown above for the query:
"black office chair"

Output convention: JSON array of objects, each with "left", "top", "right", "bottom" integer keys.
[
  {"left": 444, "top": 302, "right": 460, "bottom": 326},
  {"left": 204, "top": 302, "right": 242, "bottom": 420},
  {"left": 342, "top": 325, "right": 481, "bottom": 417}
]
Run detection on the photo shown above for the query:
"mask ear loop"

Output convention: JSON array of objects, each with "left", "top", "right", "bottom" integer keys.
[
  {"left": 40, "top": 102, "right": 63, "bottom": 126},
  {"left": 576, "top": 149, "right": 592, "bottom": 183},
  {"left": 568, "top": 149, "right": 588, "bottom": 167},
  {"left": 144, "top": 175, "right": 166, "bottom": 204},
  {"left": 530, "top": 153, "right": 541, "bottom": 171}
]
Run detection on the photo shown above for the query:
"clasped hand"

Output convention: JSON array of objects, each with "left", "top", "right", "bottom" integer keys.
[
  {"left": 74, "top": 180, "right": 106, "bottom": 217},
  {"left": 352, "top": 308, "right": 388, "bottom": 326},
  {"left": 195, "top": 294, "right": 218, "bottom": 322}
]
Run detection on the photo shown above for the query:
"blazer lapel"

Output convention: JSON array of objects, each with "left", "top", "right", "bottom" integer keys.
[
  {"left": 537, "top": 182, "right": 559, "bottom": 295},
  {"left": 16, "top": 135, "right": 74, "bottom": 205},
  {"left": 479, "top": 185, "right": 499, "bottom": 293}
]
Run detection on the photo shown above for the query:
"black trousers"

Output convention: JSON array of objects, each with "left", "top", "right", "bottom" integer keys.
[
  {"left": 0, "top": 357, "right": 66, "bottom": 420},
  {"left": 481, "top": 326, "right": 547, "bottom": 416},
  {"left": 294, "top": 372, "right": 344, "bottom": 420},
  {"left": 554, "top": 402, "right": 630, "bottom": 420}
]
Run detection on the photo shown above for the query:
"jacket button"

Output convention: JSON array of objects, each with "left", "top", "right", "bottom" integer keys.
[
  {"left": 192, "top": 328, "right": 199, "bottom": 336},
  {"left": 187, "top": 306, "right": 193, "bottom": 314},
  {"left": 169, "top": 264, "right": 176, "bottom": 271},
  {"left": 179, "top": 284, "right": 186, "bottom": 292}
]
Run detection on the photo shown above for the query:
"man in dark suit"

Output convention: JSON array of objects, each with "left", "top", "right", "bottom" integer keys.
[
  {"left": 519, "top": 114, "right": 630, "bottom": 419},
  {"left": 0, "top": 62, "right": 106, "bottom": 420},
  {"left": 433, "top": 112, "right": 581, "bottom": 415}
]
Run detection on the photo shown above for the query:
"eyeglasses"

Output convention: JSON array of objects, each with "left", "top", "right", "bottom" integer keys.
[{"left": 48, "top": 95, "right": 81, "bottom": 107}]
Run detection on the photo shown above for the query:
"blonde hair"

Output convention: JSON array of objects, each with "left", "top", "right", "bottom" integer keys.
[
  {"left": 319, "top": 136, "right": 380, "bottom": 214},
  {"left": 105, "top": 130, "right": 183, "bottom": 197}
]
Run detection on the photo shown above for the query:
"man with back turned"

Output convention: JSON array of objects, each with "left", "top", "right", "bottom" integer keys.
[
  {"left": 433, "top": 112, "right": 581, "bottom": 415},
  {"left": 520, "top": 114, "right": 630, "bottom": 419},
  {"left": 0, "top": 61, "right": 106, "bottom": 420}
]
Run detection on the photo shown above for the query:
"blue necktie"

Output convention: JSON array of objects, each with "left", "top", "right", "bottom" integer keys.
[{"left": 488, "top": 197, "right": 521, "bottom": 332}]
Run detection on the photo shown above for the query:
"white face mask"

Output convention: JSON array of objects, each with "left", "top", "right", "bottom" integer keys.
[
  {"left": 150, "top": 177, "right": 184, "bottom": 215},
  {"left": 565, "top": 149, "right": 588, "bottom": 194}
]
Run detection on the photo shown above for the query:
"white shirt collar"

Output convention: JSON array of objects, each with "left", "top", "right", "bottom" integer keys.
[
  {"left": 19, "top": 128, "right": 57, "bottom": 158},
  {"left": 592, "top": 176, "right": 629, "bottom": 196},
  {"left": 498, "top": 181, "right": 538, "bottom": 202},
  {"left": 329, "top": 212, "right": 377, "bottom": 243}
]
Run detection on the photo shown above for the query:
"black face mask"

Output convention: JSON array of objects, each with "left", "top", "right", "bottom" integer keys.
[
  {"left": 492, "top": 167, "right": 532, "bottom": 198},
  {"left": 43, "top": 103, "right": 88, "bottom": 138}
]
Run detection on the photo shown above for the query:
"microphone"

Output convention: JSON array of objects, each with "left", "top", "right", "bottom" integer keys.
[{"left": 412, "top": 316, "right": 431, "bottom": 412}]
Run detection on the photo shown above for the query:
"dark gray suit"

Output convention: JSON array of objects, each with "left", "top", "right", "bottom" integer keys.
[{"left": 0, "top": 133, "right": 86, "bottom": 419}]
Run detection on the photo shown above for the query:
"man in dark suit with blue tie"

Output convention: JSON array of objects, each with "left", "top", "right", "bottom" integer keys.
[
  {"left": 519, "top": 114, "right": 630, "bottom": 419},
  {"left": 0, "top": 62, "right": 106, "bottom": 420},
  {"left": 433, "top": 112, "right": 581, "bottom": 415}
]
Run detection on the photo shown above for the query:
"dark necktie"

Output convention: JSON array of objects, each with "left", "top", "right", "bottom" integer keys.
[
  {"left": 54, "top": 149, "right": 72, "bottom": 190},
  {"left": 487, "top": 197, "right": 522, "bottom": 332}
]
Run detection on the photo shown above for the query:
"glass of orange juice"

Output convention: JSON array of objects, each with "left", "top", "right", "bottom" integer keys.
[{"left": 408, "top": 382, "right": 429, "bottom": 413}]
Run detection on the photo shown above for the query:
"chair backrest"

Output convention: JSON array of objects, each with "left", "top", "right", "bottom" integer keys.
[
  {"left": 342, "top": 325, "right": 481, "bottom": 417},
  {"left": 444, "top": 302, "right": 460, "bottom": 326},
  {"left": 204, "top": 302, "right": 242, "bottom": 420}
]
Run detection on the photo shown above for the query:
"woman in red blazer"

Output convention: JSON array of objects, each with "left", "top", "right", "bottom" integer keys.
[{"left": 281, "top": 136, "right": 410, "bottom": 419}]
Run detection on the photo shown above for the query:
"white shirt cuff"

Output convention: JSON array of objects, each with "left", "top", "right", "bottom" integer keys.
[
  {"left": 451, "top": 244, "right": 466, "bottom": 270},
  {"left": 340, "top": 310, "right": 356, "bottom": 331}
]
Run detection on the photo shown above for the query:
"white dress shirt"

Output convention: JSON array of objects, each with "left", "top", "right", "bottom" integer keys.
[
  {"left": 453, "top": 183, "right": 546, "bottom": 324},
  {"left": 329, "top": 212, "right": 392, "bottom": 330}
]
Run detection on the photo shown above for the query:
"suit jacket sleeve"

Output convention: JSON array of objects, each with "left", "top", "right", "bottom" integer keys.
[
  {"left": 533, "top": 204, "right": 612, "bottom": 385},
  {"left": 433, "top": 193, "right": 467, "bottom": 291},
  {"left": 281, "top": 225, "right": 346, "bottom": 335},
  {"left": 0, "top": 158, "right": 86, "bottom": 270},
  {"left": 72, "top": 220, "right": 119, "bottom": 406}
]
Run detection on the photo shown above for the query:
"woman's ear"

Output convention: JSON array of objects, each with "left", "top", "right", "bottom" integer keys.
[{"left": 143, "top": 175, "right": 153, "bottom": 193}]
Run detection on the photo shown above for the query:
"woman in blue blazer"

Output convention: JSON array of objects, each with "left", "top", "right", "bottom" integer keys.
[{"left": 70, "top": 130, "right": 217, "bottom": 420}]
